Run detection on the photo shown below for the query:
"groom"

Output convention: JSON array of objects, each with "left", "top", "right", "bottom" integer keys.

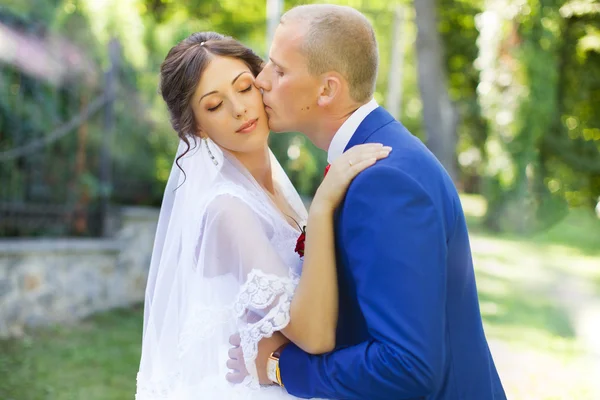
[{"left": 228, "top": 4, "right": 506, "bottom": 399}]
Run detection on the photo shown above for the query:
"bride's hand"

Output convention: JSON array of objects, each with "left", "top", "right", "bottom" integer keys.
[{"left": 312, "top": 143, "right": 391, "bottom": 212}]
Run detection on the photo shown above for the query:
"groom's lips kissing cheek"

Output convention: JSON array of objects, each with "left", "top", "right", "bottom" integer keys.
[{"left": 236, "top": 118, "right": 259, "bottom": 134}]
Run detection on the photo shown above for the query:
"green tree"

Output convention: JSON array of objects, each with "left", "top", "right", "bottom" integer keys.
[{"left": 478, "top": 0, "right": 599, "bottom": 233}]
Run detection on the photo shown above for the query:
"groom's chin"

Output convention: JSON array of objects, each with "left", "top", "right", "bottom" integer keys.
[
  {"left": 268, "top": 126, "right": 286, "bottom": 134},
  {"left": 268, "top": 125, "right": 293, "bottom": 134},
  {"left": 266, "top": 121, "right": 286, "bottom": 134},
  {"left": 266, "top": 115, "right": 294, "bottom": 134}
]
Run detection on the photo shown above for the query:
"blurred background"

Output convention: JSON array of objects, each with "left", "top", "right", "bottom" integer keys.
[{"left": 0, "top": 0, "right": 599, "bottom": 399}]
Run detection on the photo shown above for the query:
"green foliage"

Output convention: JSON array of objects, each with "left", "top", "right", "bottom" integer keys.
[
  {"left": 438, "top": 0, "right": 488, "bottom": 192},
  {"left": 542, "top": 3, "right": 600, "bottom": 208},
  {"left": 506, "top": 0, "right": 564, "bottom": 232},
  {"left": 478, "top": 0, "right": 599, "bottom": 233},
  {"left": 1, "top": 0, "right": 598, "bottom": 236}
]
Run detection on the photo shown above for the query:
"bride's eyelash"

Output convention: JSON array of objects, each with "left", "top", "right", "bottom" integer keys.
[
  {"left": 207, "top": 86, "right": 252, "bottom": 112},
  {"left": 208, "top": 103, "right": 222, "bottom": 112}
]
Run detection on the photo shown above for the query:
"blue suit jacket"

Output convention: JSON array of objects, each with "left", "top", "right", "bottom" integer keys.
[{"left": 280, "top": 107, "right": 506, "bottom": 399}]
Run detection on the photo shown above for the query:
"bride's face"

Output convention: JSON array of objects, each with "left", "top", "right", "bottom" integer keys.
[{"left": 191, "top": 56, "right": 270, "bottom": 155}]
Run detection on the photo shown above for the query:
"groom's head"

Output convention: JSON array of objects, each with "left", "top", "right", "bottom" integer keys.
[{"left": 255, "top": 4, "right": 378, "bottom": 148}]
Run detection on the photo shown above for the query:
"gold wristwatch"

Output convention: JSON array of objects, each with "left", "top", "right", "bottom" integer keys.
[{"left": 267, "top": 345, "right": 287, "bottom": 387}]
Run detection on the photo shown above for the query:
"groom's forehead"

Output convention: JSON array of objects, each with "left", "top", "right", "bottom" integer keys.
[
  {"left": 272, "top": 24, "right": 306, "bottom": 59},
  {"left": 275, "top": 22, "right": 306, "bottom": 48}
]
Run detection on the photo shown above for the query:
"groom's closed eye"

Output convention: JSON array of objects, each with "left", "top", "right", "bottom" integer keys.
[
  {"left": 273, "top": 65, "right": 284, "bottom": 77},
  {"left": 268, "top": 58, "right": 285, "bottom": 77}
]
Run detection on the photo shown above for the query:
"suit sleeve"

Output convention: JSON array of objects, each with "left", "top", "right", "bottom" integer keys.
[{"left": 279, "top": 166, "right": 448, "bottom": 399}]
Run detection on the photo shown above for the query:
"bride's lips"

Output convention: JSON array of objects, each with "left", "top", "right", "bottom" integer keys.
[{"left": 236, "top": 118, "right": 258, "bottom": 133}]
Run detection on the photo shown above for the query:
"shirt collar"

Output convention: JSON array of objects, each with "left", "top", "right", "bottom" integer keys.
[{"left": 327, "top": 99, "right": 379, "bottom": 163}]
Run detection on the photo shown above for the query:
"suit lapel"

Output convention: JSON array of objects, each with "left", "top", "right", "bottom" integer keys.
[
  {"left": 336, "top": 107, "right": 395, "bottom": 228},
  {"left": 344, "top": 107, "right": 395, "bottom": 152}
]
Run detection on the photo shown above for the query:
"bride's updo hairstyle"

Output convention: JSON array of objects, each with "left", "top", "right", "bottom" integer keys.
[{"left": 159, "top": 32, "right": 264, "bottom": 167}]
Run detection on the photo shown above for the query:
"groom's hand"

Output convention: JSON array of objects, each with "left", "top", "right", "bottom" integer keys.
[
  {"left": 255, "top": 331, "right": 290, "bottom": 385},
  {"left": 226, "top": 331, "right": 290, "bottom": 385}
]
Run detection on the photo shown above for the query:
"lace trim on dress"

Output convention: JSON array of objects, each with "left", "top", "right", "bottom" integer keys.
[
  {"left": 234, "top": 269, "right": 299, "bottom": 387},
  {"left": 135, "top": 371, "right": 181, "bottom": 400}
]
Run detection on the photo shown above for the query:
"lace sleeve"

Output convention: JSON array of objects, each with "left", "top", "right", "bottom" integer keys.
[
  {"left": 202, "top": 191, "right": 298, "bottom": 386},
  {"left": 234, "top": 269, "right": 298, "bottom": 384}
]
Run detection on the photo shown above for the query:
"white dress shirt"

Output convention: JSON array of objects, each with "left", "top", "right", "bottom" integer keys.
[{"left": 327, "top": 99, "right": 379, "bottom": 164}]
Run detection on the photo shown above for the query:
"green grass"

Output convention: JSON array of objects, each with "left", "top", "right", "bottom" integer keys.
[
  {"left": 462, "top": 194, "right": 600, "bottom": 400},
  {"left": 0, "top": 306, "right": 144, "bottom": 400},
  {"left": 1, "top": 194, "right": 599, "bottom": 399}
]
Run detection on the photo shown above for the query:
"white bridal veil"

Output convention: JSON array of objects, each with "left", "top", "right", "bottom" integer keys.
[{"left": 136, "top": 138, "right": 309, "bottom": 399}]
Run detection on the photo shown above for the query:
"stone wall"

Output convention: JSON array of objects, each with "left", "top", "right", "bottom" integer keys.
[{"left": 0, "top": 207, "right": 158, "bottom": 338}]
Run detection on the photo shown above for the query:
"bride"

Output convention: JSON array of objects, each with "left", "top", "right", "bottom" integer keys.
[{"left": 135, "top": 31, "right": 390, "bottom": 399}]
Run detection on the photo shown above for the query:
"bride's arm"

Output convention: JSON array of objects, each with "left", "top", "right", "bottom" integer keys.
[{"left": 280, "top": 143, "right": 391, "bottom": 354}]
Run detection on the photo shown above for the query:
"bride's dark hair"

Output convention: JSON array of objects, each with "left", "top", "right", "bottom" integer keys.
[{"left": 159, "top": 32, "right": 264, "bottom": 171}]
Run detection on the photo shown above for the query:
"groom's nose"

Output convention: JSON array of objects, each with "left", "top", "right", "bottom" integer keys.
[{"left": 255, "top": 68, "right": 271, "bottom": 92}]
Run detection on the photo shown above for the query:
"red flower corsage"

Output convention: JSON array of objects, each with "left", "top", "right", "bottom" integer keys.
[{"left": 295, "top": 226, "right": 306, "bottom": 258}]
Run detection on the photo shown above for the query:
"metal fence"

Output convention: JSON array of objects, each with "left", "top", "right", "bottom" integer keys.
[{"left": 0, "top": 27, "right": 121, "bottom": 237}]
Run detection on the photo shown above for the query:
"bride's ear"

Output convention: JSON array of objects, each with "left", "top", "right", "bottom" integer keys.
[
  {"left": 317, "top": 73, "right": 342, "bottom": 107},
  {"left": 195, "top": 124, "right": 206, "bottom": 139}
]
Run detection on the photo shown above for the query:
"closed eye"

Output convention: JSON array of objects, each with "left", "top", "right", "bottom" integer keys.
[
  {"left": 241, "top": 85, "right": 252, "bottom": 93},
  {"left": 208, "top": 102, "right": 222, "bottom": 112}
]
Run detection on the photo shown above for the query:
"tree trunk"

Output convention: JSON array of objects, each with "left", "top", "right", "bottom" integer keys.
[
  {"left": 266, "top": 0, "right": 284, "bottom": 53},
  {"left": 386, "top": 6, "right": 406, "bottom": 120},
  {"left": 414, "top": 0, "right": 458, "bottom": 182}
]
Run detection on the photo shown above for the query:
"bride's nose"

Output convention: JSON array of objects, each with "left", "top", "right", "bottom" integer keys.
[{"left": 232, "top": 99, "right": 247, "bottom": 118}]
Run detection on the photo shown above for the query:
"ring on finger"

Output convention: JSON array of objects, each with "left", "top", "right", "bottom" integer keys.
[{"left": 348, "top": 160, "right": 353, "bottom": 167}]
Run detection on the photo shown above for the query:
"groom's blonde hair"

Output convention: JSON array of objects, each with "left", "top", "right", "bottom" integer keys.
[{"left": 281, "top": 4, "right": 378, "bottom": 103}]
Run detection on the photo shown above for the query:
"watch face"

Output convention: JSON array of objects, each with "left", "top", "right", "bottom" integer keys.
[{"left": 266, "top": 358, "right": 279, "bottom": 383}]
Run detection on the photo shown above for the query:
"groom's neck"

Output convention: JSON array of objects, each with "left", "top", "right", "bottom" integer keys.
[{"left": 311, "top": 100, "right": 366, "bottom": 151}]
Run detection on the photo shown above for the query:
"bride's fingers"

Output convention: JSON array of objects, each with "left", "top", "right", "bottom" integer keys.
[
  {"left": 375, "top": 147, "right": 392, "bottom": 159},
  {"left": 350, "top": 143, "right": 385, "bottom": 151},
  {"left": 226, "top": 359, "right": 238, "bottom": 370},
  {"left": 360, "top": 148, "right": 391, "bottom": 162},
  {"left": 316, "top": 144, "right": 391, "bottom": 207},
  {"left": 348, "top": 143, "right": 386, "bottom": 154},
  {"left": 347, "top": 158, "right": 378, "bottom": 178},
  {"left": 342, "top": 144, "right": 383, "bottom": 161},
  {"left": 229, "top": 333, "right": 241, "bottom": 347},
  {"left": 345, "top": 145, "right": 391, "bottom": 162},
  {"left": 226, "top": 372, "right": 246, "bottom": 384},
  {"left": 344, "top": 147, "right": 391, "bottom": 169},
  {"left": 228, "top": 347, "right": 242, "bottom": 360}
]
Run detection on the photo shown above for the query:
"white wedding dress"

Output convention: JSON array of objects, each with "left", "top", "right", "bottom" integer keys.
[{"left": 135, "top": 139, "right": 317, "bottom": 399}]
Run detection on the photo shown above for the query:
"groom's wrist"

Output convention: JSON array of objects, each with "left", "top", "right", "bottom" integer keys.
[{"left": 266, "top": 344, "right": 288, "bottom": 386}]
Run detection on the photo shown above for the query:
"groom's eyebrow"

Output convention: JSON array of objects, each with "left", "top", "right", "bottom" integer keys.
[
  {"left": 270, "top": 57, "right": 284, "bottom": 69},
  {"left": 199, "top": 71, "right": 252, "bottom": 102}
]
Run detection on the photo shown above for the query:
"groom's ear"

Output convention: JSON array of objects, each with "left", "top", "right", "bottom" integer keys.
[{"left": 317, "top": 73, "right": 343, "bottom": 107}]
